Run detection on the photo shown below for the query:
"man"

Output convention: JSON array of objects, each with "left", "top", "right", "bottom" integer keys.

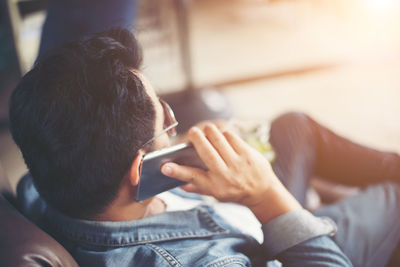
[{"left": 9, "top": 28, "right": 400, "bottom": 266}]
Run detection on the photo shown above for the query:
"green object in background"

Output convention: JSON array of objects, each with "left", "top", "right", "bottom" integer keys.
[
  {"left": 245, "top": 136, "right": 275, "bottom": 163},
  {"left": 230, "top": 120, "right": 275, "bottom": 163}
]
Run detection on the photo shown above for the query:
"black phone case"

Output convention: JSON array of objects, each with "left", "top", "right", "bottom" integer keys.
[{"left": 136, "top": 143, "right": 206, "bottom": 201}]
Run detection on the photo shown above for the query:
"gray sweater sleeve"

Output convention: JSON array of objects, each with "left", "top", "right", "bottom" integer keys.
[{"left": 262, "top": 209, "right": 353, "bottom": 266}]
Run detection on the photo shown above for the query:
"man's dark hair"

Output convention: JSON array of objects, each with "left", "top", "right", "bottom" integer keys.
[{"left": 9, "top": 28, "right": 155, "bottom": 218}]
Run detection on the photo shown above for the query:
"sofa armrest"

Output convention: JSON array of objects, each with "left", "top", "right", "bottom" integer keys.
[{"left": 0, "top": 195, "right": 78, "bottom": 267}]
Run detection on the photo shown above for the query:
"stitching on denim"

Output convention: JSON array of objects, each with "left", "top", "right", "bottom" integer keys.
[
  {"left": 146, "top": 243, "right": 183, "bottom": 267},
  {"left": 206, "top": 256, "right": 248, "bottom": 267},
  {"left": 48, "top": 206, "right": 230, "bottom": 247},
  {"left": 220, "top": 261, "right": 247, "bottom": 267},
  {"left": 65, "top": 231, "right": 229, "bottom": 247},
  {"left": 219, "top": 261, "right": 247, "bottom": 267}
]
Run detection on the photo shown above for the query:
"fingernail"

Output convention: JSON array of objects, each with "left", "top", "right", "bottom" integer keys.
[
  {"left": 189, "top": 127, "right": 199, "bottom": 134},
  {"left": 162, "top": 164, "right": 172, "bottom": 175}
]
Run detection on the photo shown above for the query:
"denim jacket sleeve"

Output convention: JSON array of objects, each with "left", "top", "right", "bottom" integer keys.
[{"left": 261, "top": 209, "right": 353, "bottom": 266}]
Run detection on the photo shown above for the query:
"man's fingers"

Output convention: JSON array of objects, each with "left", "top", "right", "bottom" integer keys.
[
  {"left": 211, "top": 120, "right": 228, "bottom": 132},
  {"left": 188, "top": 127, "right": 227, "bottom": 171},
  {"left": 180, "top": 183, "right": 203, "bottom": 194},
  {"left": 223, "top": 130, "right": 250, "bottom": 155},
  {"left": 161, "top": 162, "right": 208, "bottom": 185},
  {"left": 203, "top": 124, "right": 238, "bottom": 165}
]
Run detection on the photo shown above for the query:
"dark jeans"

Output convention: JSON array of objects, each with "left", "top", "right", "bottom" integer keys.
[{"left": 269, "top": 112, "right": 400, "bottom": 267}]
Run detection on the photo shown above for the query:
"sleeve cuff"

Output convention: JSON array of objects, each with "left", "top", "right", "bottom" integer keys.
[{"left": 261, "top": 209, "right": 337, "bottom": 258}]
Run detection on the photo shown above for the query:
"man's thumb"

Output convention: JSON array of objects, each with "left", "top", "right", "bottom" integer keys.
[{"left": 161, "top": 162, "right": 204, "bottom": 183}]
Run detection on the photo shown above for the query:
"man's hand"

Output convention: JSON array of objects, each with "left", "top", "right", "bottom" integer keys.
[
  {"left": 174, "top": 120, "right": 228, "bottom": 144},
  {"left": 161, "top": 124, "right": 302, "bottom": 224}
]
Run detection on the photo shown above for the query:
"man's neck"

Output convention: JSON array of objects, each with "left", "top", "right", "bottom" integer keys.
[{"left": 92, "top": 197, "right": 166, "bottom": 221}]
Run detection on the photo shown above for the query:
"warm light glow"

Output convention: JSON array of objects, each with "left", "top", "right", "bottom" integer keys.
[{"left": 365, "top": 0, "right": 398, "bottom": 13}]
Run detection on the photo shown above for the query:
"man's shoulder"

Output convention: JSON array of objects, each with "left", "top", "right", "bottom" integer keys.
[
  {"left": 72, "top": 231, "right": 259, "bottom": 267},
  {"left": 14, "top": 175, "right": 263, "bottom": 266}
]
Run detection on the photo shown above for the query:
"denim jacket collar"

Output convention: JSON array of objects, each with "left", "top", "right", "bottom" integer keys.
[{"left": 44, "top": 204, "right": 230, "bottom": 248}]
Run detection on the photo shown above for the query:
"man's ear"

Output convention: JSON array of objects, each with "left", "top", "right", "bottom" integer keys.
[{"left": 128, "top": 150, "right": 145, "bottom": 186}]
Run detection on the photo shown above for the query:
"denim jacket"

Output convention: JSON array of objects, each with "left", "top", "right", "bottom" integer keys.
[{"left": 18, "top": 175, "right": 353, "bottom": 267}]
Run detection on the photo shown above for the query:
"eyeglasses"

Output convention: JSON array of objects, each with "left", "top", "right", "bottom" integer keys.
[{"left": 140, "top": 98, "right": 178, "bottom": 149}]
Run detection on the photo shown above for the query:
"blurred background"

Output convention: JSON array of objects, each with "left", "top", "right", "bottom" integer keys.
[{"left": 1, "top": 0, "right": 400, "bottom": 190}]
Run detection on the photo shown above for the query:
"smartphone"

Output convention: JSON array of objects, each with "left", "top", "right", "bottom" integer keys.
[{"left": 136, "top": 143, "right": 207, "bottom": 201}]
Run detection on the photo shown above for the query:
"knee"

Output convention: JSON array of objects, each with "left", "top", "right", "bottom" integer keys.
[
  {"left": 270, "top": 112, "right": 313, "bottom": 138},
  {"left": 269, "top": 112, "right": 318, "bottom": 156}
]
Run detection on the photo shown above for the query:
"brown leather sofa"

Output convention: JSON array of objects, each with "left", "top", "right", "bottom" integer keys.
[{"left": 0, "top": 163, "right": 78, "bottom": 267}]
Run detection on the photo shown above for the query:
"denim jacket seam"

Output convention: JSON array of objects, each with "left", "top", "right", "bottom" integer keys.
[
  {"left": 48, "top": 206, "right": 231, "bottom": 247},
  {"left": 59, "top": 230, "right": 230, "bottom": 247},
  {"left": 206, "top": 256, "right": 248, "bottom": 267},
  {"left": 146, "top": 243, "right": 183, "bottom": 267},
  {"left": 198, "top": 206, "right": 230, "bottom": 232}
]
